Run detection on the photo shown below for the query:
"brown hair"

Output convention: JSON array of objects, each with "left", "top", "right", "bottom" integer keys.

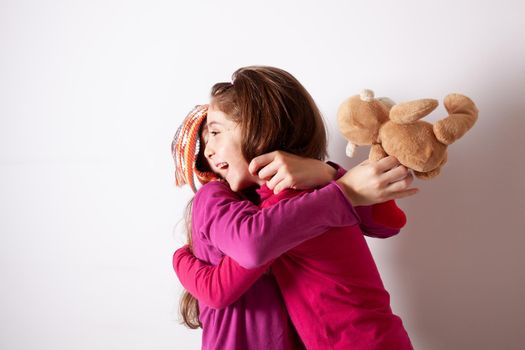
[
  {"left": 211, "top": 66, "right": 328, "bottom": 161},
  {"left": 179, "top": 199, "right": 202, "bottom": 329},
  {"left": 179, "top": 65, "right": 328, "bottom": 328}
]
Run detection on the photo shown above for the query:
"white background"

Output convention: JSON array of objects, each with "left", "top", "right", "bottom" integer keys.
[{"left": 1, "top": 1, "right": 524, "bottom": 349}]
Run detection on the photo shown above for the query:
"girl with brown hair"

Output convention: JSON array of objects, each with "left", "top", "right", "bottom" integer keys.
[{"left": 172, "top": 66, "right": 416, "bottom": 349}]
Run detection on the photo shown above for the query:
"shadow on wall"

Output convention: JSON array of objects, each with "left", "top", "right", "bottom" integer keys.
[
  {"left": 394, "top": 79, "right": 525, "bottom": 349},
  {"left": 334, "top": 74, "right": 525, "bottom": 350}
]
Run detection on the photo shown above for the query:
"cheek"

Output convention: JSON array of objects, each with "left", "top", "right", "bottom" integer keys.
[
  {"left": 225, "top": 138, "right": 246, "bottom": 164},
  {"left": 228, "top": 158, "right": 253, "bottom": 189}
]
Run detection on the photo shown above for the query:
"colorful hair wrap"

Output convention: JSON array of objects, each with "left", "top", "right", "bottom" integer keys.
[{"left": 172, "top": 105, "right": 219, "bottom": 193}]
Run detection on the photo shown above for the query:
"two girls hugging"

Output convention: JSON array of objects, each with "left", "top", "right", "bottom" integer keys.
[{"left": 171, "top": 66, "right": 417, "bottom": 349}]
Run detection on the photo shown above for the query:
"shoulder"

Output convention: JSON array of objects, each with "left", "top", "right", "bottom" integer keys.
[
  {"left": 194, "top": 180, "right": 238, "bottom": 204},
  {"left": 191, "top": 181, "right": 252, "bottom": 247},
  {"left": 192, "top": 180, "right": 244, "bottom": 217},
  {"left": 191, "top": 182, "right": 233, "bottom": 245}
]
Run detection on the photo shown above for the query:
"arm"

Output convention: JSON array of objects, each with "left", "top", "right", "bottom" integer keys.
[
  {"left": 249, "top": 151, "right": 338, "bottom": 194},
  {"left": 195, "top": 155, "right": 416, "bottom": 269},
  {"left": 194, "top": 180, "right": 360, "bottom": 269},
  {"left": 174, "top": 157, "right": 353, "bottom": 307},
  {"left": 328, "top": 161, "right": 407, "bottom": 238},
  {"left": 177, "top": 158, "right": 409, "bottom": 309},
  {"left": 173, "top": 245, "right": 269, "bottom": 309},
  {"left": 354, "top": 201, "right": 406, "bottom": 238},
  {"left": 173, "top": 159, "right": 346, "bottom": 307}
]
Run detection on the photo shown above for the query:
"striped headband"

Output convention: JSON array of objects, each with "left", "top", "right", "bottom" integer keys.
[{"left": 172, "top": 104, "right": 219, "bottom": 193}]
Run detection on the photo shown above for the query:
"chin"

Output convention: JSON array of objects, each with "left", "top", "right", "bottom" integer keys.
[
  {"left": 223, "top": 177, "right": 239, "bottom": 192},
  {"left": 229, "top": 183, "right": 246, "bottom": 192},
  {"left": 228, "top": 183, "right": 240, "bottom": 192},
  {"left": 227, "top": 178, "right": 252, "bottom": 193}
]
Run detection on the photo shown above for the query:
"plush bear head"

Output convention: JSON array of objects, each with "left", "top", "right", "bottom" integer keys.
[{"left": 337, "top": 89, "right": 478, "bottom": 179}]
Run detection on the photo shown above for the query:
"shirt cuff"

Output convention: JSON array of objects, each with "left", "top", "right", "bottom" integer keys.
[{"left": 326, "top": 161, "right": 347, "bottom": 180}]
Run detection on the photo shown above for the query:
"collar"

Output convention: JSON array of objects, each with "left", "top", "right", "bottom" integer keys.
[{"left": 255, "top": 183, "right": 275, "bottom": 203}]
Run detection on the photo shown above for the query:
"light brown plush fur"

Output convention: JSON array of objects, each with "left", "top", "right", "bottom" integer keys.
[{"left": 337, "top": 89, "right": 478, "bottom": 179}]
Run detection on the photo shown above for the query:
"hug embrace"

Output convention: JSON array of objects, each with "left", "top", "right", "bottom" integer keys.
[{"left": 172, "top": 66, "right": 417, "bottom": 349}]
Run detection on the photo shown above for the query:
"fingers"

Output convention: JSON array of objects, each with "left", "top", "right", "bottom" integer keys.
[
  {"left": 379, "top": 161, "right": 419, "bottom": 201},
  {"left": 265, "top": 169, "right": 283, "bottom": 191},
  {"left": 375, "top": 156, "right": 401, "bottom": 173},
  {"left": 381, "top": 165, "right": 411, "bottom": 184},
  {"left": 249, "top": 152, "right": 278, "bottom": 175},
  {"left": 266, "top": 166, "right": 294, "bottom": 193},
  {"left": 272, "top": 177, "right": 294, "bottom": 194},
  {"left": 257, "top": 161, "right": 281, "bottom": 181},
  {"left": 386, "top": 172, "right": 415, "bottom": 192}
]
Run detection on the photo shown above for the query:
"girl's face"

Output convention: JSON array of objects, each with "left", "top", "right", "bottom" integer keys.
[{"left": 203, "top": 104, "right": 263, "bottom": 192}]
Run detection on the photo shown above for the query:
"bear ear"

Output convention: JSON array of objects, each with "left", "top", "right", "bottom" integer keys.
[
  {"left": 433, "top": 94, "right": 478, "bottom": 145},
  {"left": 390, "top": 99, "right": 438, "bottom": 124}
]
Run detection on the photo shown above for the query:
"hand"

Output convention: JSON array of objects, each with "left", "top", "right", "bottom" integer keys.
[
  {"left": 336, "top": 156, "right": 419, "bottom": 206},
  {"left": 248, "top": 151, "right": 337, "bottom": 194}
]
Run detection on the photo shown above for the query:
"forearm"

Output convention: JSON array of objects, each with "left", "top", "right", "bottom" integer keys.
[
  {"left": 196, "top": 181, "right": 359, "bottom": 269},
  {"left": 173, "top": 246, "right": 268, "bottom": 309}
]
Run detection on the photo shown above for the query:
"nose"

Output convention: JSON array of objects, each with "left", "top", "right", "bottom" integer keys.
[{"left": 204, "top": 141, "right": 214, "bottom": 160}]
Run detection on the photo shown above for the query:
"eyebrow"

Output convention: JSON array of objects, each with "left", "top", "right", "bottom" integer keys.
[{"left": 207, "top": 121, "right": 223, "bottom": 128}]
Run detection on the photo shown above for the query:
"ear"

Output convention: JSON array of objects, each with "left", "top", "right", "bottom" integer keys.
[
  {"left": 390, "top": 99, "right": 438, "bottom": 124},
  {"left": 433, "top": 94, "right": 478, "bottom": 145},
  {"left": 337, "top": 89, "right": 388, "bottom": 146}
]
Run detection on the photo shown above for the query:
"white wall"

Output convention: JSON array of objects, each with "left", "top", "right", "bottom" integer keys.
[{"left": 1, "top": 1, "right": 524, "bottom": 349}]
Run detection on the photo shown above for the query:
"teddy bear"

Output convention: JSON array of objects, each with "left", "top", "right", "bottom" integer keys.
[
  {"left": 336, "top": 89, "right": 478, "bottom": 229},
  {"left": 337, "top": 89, "right": 478, "bottom": 179}
]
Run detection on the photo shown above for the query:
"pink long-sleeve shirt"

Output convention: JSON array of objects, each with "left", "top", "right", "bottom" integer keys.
[
  {"left": 174, "top": 178, "right": 412, "bottom": 348},
  {"left": 257, "top": 186, "right": 413, "bottom": 349},
  {"left": 177, "top": 180, "right": 362, "bottom": 349}
]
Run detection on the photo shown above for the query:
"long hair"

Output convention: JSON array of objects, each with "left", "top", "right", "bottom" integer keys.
[
  {"left": 179, "top": 198, "right": 202, "bottom": 329},
  {"left": 179, "top": 65, "right": 328, "bottom": 328}
]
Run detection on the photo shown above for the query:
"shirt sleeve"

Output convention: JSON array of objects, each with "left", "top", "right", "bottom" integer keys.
[
  {"left": 326, "top": 161, "right": 406, "bottom": 238},
  {"left": 326, "top": 161, "right": 347, "bottom": 180},
  {"left": 354, "top": 200, "right": 406, "bottom": 238},
  {"left": 173, "top": 245, "right": 269, "bottom": 309},
  {"left": 193, "top": 180, "right": 360, "bottom": 269}
]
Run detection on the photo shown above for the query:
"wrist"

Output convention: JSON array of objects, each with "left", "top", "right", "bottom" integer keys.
[
  {"left": 311, "top": 161, "right": 338, "bottom": 188},
  {"left": 335, "top": 179, "right": 359, "bottom": 206}
]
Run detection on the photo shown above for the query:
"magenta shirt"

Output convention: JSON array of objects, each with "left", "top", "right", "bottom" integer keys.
[
  {"left": 186, "top": 180, "right": 360, "bottom": 349},
  {"left": 258, "top": 186, "right": 414, "bottom": 350}
]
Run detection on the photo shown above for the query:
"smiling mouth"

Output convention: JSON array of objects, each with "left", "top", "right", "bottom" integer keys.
[{"left": 216, "top": 162, "right": 229, "bottom": 170}]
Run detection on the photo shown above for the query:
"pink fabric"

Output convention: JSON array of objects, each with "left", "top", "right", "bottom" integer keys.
[
  {"left": 192, "top": 180, "right": 359, "bottom": 269},
  {"left": 259, "top": 186, "right": 413, "bottom": 349},
  {"left": 174, "top": 182, "right": 413, "bottom": 349},
  {"left": 174, "top": 246, "right": 269, "bottom": 308},
  {"left": 175, "top": 180, "right": 361, "bottom": 349}
]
